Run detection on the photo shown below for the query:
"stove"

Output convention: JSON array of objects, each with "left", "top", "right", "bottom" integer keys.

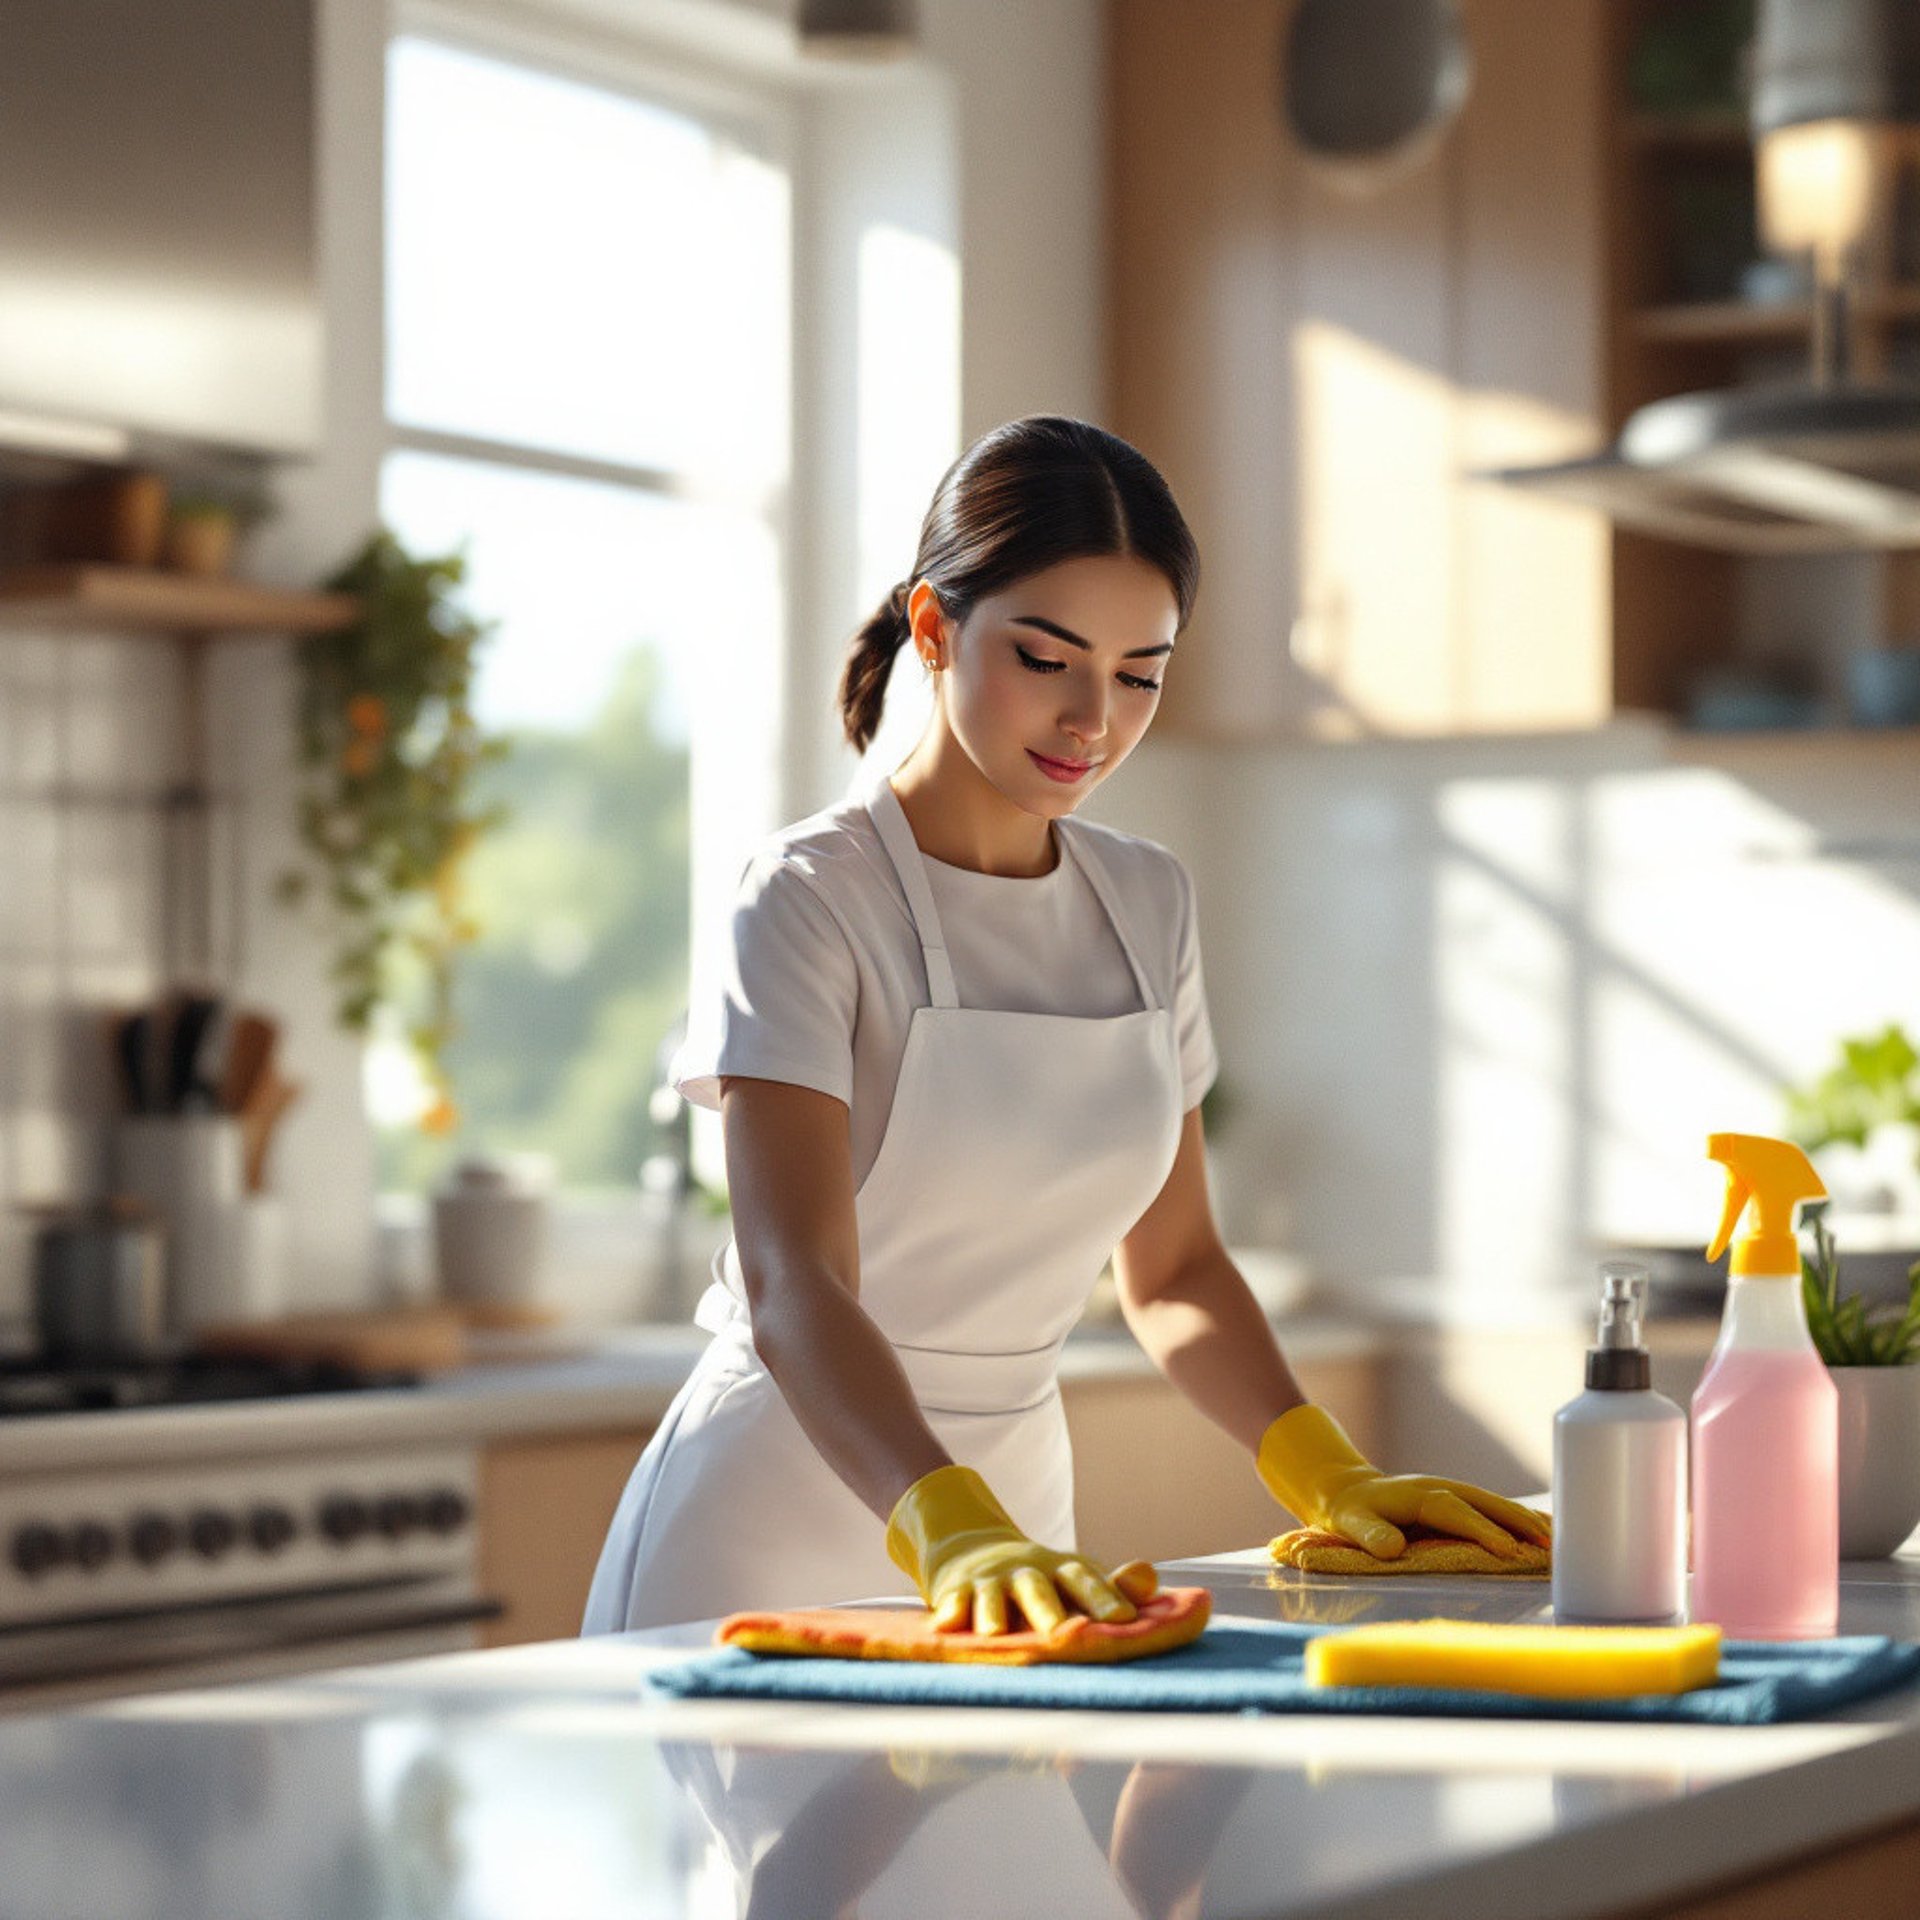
[
  {"left": 0, "top": 1351, "right": 420, "bottom": 1418},
  {"left": 0, "top": 1356, "right": 498, "bottom": 1710}
]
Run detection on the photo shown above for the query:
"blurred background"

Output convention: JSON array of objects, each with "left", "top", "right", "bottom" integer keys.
[{"left": 2, "top": 0, "right": 1920, "bottom": 1618}]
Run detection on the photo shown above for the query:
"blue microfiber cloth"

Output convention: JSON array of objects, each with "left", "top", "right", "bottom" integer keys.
[{"left": 646, "top": 1619, "right": 1920, "bottom": 1725}]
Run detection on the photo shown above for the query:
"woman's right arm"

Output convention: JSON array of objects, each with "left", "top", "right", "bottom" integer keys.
[{"left": 719, "top": 1073, "right": 952, "bottom": 1521}]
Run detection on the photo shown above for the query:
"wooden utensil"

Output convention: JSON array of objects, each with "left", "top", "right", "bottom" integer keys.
[
  {"left": 240, "top": 1065, "right": 300, "bottom": 1194},
  {"left": 217, "top": 1010, "right": 280, "bottom": 1116}
]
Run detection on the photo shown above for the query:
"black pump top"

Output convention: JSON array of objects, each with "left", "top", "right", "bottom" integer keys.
[
  {"left": 1586, "top": 1347, "right": 1652, "bottom": 1392},
  {"left": 1584, "top": 1260, "right": 1653, "bottom": 1392}
]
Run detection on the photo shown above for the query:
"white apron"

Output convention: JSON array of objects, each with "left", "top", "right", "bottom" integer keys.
[{"left": 582, "top": 773, "right": 1185, "bottom": 1633}]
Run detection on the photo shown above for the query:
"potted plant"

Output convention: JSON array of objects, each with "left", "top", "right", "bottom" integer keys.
[
  {"left": 1785, "top": 1023, "right": 1920, "bottom": 1204},
  {"left": 276, "top": 529, "right": 509, "bottom": 1134},
  {"left": 1801, "top": 1199, "right": 1920, "bottom": 1557},
  {"left": 160, "top": 476, "right": 276, "bottom": 577}
]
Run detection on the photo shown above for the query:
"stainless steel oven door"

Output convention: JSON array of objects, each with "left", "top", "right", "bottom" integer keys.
[{"left": 0, "top": 1575, "right": 503, "bottom": 1715}]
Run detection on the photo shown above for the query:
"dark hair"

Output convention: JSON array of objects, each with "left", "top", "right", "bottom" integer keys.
[{"left": 837, "top": 415, "right": 1199, "bottom": 752}]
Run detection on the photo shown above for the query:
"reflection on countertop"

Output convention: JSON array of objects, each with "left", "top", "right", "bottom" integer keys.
[{"left": 4, "top": 1550, "right": 1919, "bottom": 1920}]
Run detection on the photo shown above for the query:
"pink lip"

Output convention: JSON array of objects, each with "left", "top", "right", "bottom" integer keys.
[{"left": 1028, "top": 750, "right": 1096, "bottom": 783}]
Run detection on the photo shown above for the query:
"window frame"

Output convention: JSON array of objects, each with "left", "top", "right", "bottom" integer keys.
[{"left": 375, "top": 0, "right": 796, "bottom": 1313}]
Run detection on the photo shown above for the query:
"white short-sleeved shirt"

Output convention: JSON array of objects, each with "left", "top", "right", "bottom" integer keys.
[{"left": 670, "top": 787, "right": 1219, "bottom": 1192}]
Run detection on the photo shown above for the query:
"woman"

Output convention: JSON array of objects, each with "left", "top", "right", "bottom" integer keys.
[{"left": 583, "top": 417, "right": 1549, "bottom": 1637}]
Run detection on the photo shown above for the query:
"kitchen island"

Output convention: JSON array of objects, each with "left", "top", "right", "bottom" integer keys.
[{"left": 4, "top": 1551, "right": 1919, "bottom": 1919}]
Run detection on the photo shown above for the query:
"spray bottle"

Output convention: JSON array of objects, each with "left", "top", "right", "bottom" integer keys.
[
  {"left": 1690, "top": 1132, "right": 1837, "bottom": 1640},
  {"left": 1552, "top": 1262, "right": 1687, "bottom": 1624}
]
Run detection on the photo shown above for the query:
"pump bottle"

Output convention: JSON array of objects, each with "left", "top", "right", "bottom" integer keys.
[
  {"left": 1690, "top": 1132, "right": 1837, "bottom": 1640},
  {"left": 1553, "top": 1262, "right": 1687, "bottom": 1624}
]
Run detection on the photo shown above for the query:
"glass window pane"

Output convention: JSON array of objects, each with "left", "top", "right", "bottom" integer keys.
[
  {"left": 372, "top": 449, "right": 779, "bottom": 1196},
  {"left": 386, "top": 35, "right": 790, "bottom": 489}
]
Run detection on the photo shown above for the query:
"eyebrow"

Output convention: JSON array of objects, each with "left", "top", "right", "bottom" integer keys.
[{"left": 1011, "top": 615, "right": 1174, "bottom": 660}]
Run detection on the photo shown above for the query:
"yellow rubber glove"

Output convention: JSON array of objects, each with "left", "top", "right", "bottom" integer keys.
[
  {"left": 1255, "top": 1405, "right": 1552, "bottom": 1562},
  {"left": 885, "top": 1463, "right": 1158, "bottom": 1635}
]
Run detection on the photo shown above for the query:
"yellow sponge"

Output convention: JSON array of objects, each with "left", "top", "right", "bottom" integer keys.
[{"left": 1304, "top": 1618, "right": 1721, "bottom": 1699}]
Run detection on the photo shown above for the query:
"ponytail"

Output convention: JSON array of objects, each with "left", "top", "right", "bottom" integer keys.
[{"left": 837, "top": 581, "right": 912, "bottom": 753}]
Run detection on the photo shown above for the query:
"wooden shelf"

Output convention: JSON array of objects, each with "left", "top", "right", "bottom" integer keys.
[
  {"left": 1622, "top": 112, "right": 1750, "bottom": 155},
  {"left": 0, "top": 565, "right": 359, "bottom": 635},
  {"left": 1633, "top": 288, "right": 1920, "bottom": 346}
]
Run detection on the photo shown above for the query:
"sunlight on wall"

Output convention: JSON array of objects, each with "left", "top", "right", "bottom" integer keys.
[
  {"left": 1589, "top": 768, "right": 1920, "bottom": 1241},
  {"left": 1293, "top": 320, "right": 1458, "bottom": 728},
  {"left": 1288, "top": 320, "right": 1609, "bottom": 736},
  {"left": 853, "top": 221, "right": 960, "bottom": 785},
  {"left": 1435, "top": 779, "right": 1579, "bottom": 1311},
  {"left": 1424, "top": 757, "right": 1920, "bottom": 1292}
]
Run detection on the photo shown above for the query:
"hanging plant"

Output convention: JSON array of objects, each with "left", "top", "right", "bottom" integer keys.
[{"left": 277, "top": 529, "right": 510, "bottom": 1133}]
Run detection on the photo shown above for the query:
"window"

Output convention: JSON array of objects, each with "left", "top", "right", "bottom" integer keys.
[{"left": 376, "top": 21, "right": 790, "bottom": 1212}]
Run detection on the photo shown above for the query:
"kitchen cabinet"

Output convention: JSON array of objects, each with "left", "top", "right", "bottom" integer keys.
[
  {"left": 1110, "top": 0, "right": 1613, "bottom": 739},
  {"left": 477, "top": 1424, "right": 654, "bottom": 1647},
  {"left": 1107, "top": 0, "right": 1920, "bottom": 735}
]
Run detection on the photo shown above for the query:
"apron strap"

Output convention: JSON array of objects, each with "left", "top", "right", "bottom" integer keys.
[
  {"left": 867, "top": 770, "right": 1163, "bottom": 1014},
  {"left": 1058, "top": 823, "right": 1161, "bottom": 1012},
  {"left": 866, "top": 774, "right": 960, "bottom": 1008}
]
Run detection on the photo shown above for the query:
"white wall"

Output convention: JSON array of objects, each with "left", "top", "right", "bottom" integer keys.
[{"left": 1095, "top": 722, "right": 1920, "bottom": 1319}]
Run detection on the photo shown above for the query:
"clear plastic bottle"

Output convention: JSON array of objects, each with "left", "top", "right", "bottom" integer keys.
[
  {"left": 1689, "top": 1133, "right": 1838, "bottom": 1641},
  {"left": 1553, "top": 1263, "right": 1687, "bottom": 1625}
]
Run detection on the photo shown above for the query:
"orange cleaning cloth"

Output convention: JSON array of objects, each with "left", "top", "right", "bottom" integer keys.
[
  {"left": 1271, "top": 1526, "right": 1550, "bottom": 1578},
  {"left": 716, "top": 1586, "right": 1211, "bottom": 1666}
]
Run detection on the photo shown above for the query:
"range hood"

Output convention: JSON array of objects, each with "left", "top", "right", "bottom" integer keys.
[
  {"left": 1489, "top": 382, "right": 1920, "bottom": 555},
  {"left": 1492, "top": 0, "right": 1920, "bottom": 555}
]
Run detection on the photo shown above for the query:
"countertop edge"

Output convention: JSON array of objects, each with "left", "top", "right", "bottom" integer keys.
[
  {"left": 1299, "top": 1712, "right": 1920, "bottom": 1920},
  {"left": 0, "top": 1316, "right": 1388, "bottom": 1472}
]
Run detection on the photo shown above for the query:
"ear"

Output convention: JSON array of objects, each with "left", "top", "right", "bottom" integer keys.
[{"left": 906, "top": 579, "right": 949, "bottom": 669}]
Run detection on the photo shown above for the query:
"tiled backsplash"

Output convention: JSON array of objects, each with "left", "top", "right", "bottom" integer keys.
[{"left": 0, "top": 628, "right": 197, "bottom": 1320}]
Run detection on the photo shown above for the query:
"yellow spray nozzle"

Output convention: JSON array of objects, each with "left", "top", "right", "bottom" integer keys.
[{"left": 1705, "top": 1132, "right": 1827, "bottom": 1276}]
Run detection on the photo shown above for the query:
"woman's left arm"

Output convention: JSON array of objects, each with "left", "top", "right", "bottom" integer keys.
[{"left": 1110, "top": 1106, "right": 1307, "bottom": 1452}]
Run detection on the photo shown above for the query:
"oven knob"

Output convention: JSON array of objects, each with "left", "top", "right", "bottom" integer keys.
[
  {"left": 129, "top": 1511, "right": 180, "bottom": 1567},
  {"left": 187, "top": 1508, "right": 238, "bottom": 1560},
  {"left": 422, "top": 1488, "right": 471, "bottom": 1535},
  {"left": 246, "top": 1505, "right": 298, "bottom": 1554},
  {"left": 10, "top": 1522, "right": 66, "bottom": 1578},
  {"left": 373, "top": 1494, "right": 420, "bottom": 1541},
  {"left": 69, "top": 1521, "right": 115, "bottom": 1572},
  {"left": 318, "top": 1494, "right": 370, "bottom": 1546}
]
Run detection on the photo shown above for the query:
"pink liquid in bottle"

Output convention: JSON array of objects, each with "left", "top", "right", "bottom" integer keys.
[{"left": 1690, "top": 1294, "right": 1838, "bottom": 1640}]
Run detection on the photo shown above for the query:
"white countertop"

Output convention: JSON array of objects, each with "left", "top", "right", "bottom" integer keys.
[
  {"left": 6, "top": 1551, "right": 1918, "bottom": 1919},
  {"left": 0, "top": 1315, "right": 1385, "bottom": 1470}
]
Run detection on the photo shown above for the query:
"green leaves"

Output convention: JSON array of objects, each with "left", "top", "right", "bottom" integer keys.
[
  {"left": 1800, "top": 1199, "right": 1920, "bottom": 1368},
  {"left": 1784, "top": 1024, "right": 1920, "bottom": 1160},
  {"left": 280, "top": 527, "right": 510, "bottom": 1127}
]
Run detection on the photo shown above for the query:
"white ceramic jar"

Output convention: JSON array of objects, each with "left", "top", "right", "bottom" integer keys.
[
  {"left": 432, "top": 1154, "right": 554, "bottom": 1317},
  {"left": 1833, "top": 1366, "right": 1920, "bottom": 1558}
]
